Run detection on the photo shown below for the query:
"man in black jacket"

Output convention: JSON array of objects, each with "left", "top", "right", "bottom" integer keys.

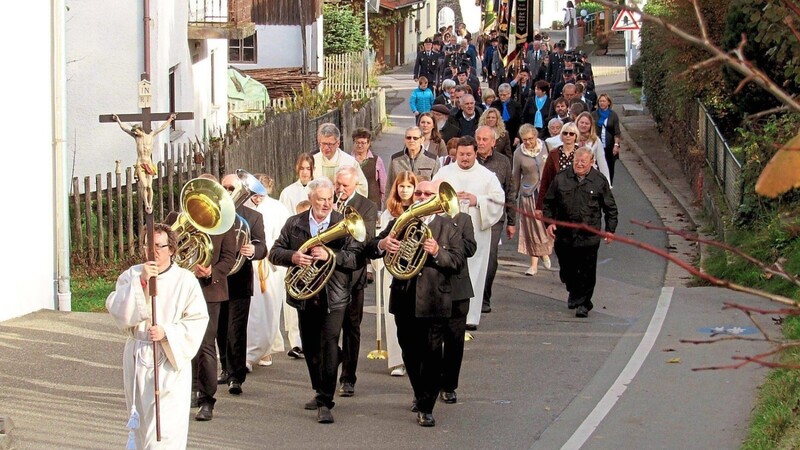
[
  {"left": 543, "top": 147, "right": 618, "bottom": 318},
  {"left": 439, "top": 187, "right": 477, "bottom": 405},
  {"left": 366, "top": 180, "right": 466, "bottom": 427},
  {"left": 334, "top": 167, "right": 378, "bottom": 398},
  {"left": 269, "top": 178, "right": 361, "bottom": 424},
  {"left": 217, "top": 173, "right": 268, "bottom": 396}
]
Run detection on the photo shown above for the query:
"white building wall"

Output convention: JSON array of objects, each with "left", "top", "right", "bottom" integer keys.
[
  {"left": 66, "top": 0, "right": 225, "bottom": 183},
  {"left": 230, "top": 21, "right": 323, "bottom": 75},
  {"left": 403, "top": 1, "right": 438, "bottom": 65},
  {"left": 541, "top": 0, "right": 568, "bottom": 30},
  {"left": 1, "top": 1, "right": 57, "bottom": 321}
]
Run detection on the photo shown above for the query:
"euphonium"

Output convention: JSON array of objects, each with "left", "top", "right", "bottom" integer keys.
[
  {"left": 285, "top": 207, "right": 366, "bottom": 300},
  {"left": 384, "top": 181, "right": 459, "bottom": 280},
  {"left": 171, "top": 178, "right": 236, "bottom": 270},
  {"left": 228, "top": 169, "right": 267, "bottom": 275}
]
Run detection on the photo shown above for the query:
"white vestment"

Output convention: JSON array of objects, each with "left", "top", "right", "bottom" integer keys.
[
  {"left": 371, "top": 209, "right": 404, "bottom": 369},
  {"left": 279, "top": 180, "right": 309, "bottom": 215},
  {"left": 106, "top": 264, "right": 208, "bottom": 450},
  {"left": 433, "top": 163, "right": 504, "bottom": 325},
  {"left": 246, "top": 197, "right": 291, "bottom": 363},
  {"left": 313, "top": 149, "right": 369, "bottom": 197}
]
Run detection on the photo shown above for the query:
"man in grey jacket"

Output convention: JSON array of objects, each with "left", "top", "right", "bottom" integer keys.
[{"left": 386, "top": 126, "right": 441, "bottom": 186}]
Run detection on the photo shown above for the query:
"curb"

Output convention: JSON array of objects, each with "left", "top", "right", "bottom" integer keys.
[{"left": 0, "top": 416, "right": 14, "bottom": 450}]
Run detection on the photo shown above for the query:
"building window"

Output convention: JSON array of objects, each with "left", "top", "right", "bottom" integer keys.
[
  {"left": 210, "top": 50, "right": 216, "bottom": 105},
  {"left": 427, "top": 3, "right": 431, "bottom": 28},
  {"left": 229, "top": 34, "right": 257, "bottom": 63}
]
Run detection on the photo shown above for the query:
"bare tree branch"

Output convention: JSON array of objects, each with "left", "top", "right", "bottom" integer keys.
[
  {"left": 784, "top": 16, "right": 800, "bottom": 43},
  {"left": 594, "top": 1, "right": 800, "bottom": 114},
  {"left": 691, "top": 0, "right": 709, "bottom": 43},
  {"left": 745, "top": 105, "right": 791, "bottom": 122}
]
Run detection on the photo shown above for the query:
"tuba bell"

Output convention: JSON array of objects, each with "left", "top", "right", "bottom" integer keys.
[
  {"left": 384, "top": 181, "right": 459, "bottom": 280},
  {"left": 285, "top": 207, "right": 366, "bottom": 300},
  {"left": 171, "top": 178, "right": 237, "bottom": 270},
  {"left": 227, "top": 169, "right": 267, "bottom": 275}
]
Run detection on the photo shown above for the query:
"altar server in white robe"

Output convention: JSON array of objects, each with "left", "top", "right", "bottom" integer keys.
[
  {"left": 106, "top": 223, "right": 208, "bottom": 450},
  {"left": 245, "top": 181, "right": 292, "bottom": 368},
  {"left": 433, "top": 135, "right": 504, "bottom": 328}
]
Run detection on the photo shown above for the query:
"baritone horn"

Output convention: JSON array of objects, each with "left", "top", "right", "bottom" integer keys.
[
  {"left": 227, "top": 169, "right": 267, "bottom": 275},
  {"left": 384, "top": 181, "right": 459, "bottom": 280},
  {"left": 285, "top": 207, "right": 366, "bottom": 300},
  {"left": 171, "top": 178, "right": 236, "bottom": 270}
]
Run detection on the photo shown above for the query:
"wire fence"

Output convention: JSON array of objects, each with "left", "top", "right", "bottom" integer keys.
[{"left": 694, "top": 99, "right": 743, "bottom": 211}]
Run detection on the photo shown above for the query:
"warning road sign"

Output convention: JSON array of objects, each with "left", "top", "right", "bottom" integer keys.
[{"left": 611, "top": 9, "right": 640, "bottom": 31}]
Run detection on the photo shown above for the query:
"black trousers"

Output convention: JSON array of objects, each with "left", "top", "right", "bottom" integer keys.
[
  {"left": 441, "top": 299, "right": 469, "bottom": 392},
  {"left": 193, "top": 301, "right": 221, "bottom": 408},
  {"left": 298, "top": 301, "right": 346, "bottom": 409},
  {"left": 554, "top": 242, "right": 599, "bottom": 310},
  {"left": 217, "top": 296, "right": 251, "bottom": 384},
  {"left": 605, "top": 146, "right": 618, "bottom": 185},
  {"left": 483, "top": 220, "right": 505, "bottom": 308},
  {"left": 395, "top": 313, "right": 446, "bottom": 414},
  {"left": 339, "top": 287, "right": 365, "bottom": 385}
]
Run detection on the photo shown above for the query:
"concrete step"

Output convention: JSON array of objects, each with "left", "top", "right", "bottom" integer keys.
[
  {"left": 622, "top": 103, "right": 649, "bottom": 116},
  {"left": 0, "top": 416, "right": 14, "bottom": 450}
]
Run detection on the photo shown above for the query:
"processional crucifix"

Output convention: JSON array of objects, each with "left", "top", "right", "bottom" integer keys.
[{"left": 98, "top": 0, "right": 194, "bottom": 441}]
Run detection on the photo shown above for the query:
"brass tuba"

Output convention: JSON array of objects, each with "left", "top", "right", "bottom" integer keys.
[
  {"left": 171, "top": 178, "right": 236, "bottom": 270},
  {"left": 227, "top": 169, "right": 267, "bottom": 275},
  {"left": 384, "top": 181, "right": 459, "bottom": 280},
  {"left": 285, "top": 207, "right": 366, "bottom": 300}
]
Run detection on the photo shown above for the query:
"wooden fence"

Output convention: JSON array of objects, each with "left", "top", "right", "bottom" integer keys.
[
  {"left": 322, "top": 49, "right": 374, "bottom": 94},
  {"left": 70, "top": 90, "right": 385, "bottom": 265}
]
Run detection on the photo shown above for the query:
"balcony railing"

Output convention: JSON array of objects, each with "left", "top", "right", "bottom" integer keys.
[{"left": 188, "top": 0, "right": 255, "bottom": 40}]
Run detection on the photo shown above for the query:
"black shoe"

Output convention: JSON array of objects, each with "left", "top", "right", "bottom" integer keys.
[
  {"left": 317, "top": 406, "right": 334, "bottom": 423},
  {"left": 228, "top": 379, "right": 242, "bottom": 395},
  {"left": 217, "top": 370, "right": 230, "bottom": 385},
  {"left": 338, "top": 382, "right": 355, "bottom": 397},
  {"left": 304, "top": 398, "right": 319, "bottom": 410},
  {"left": 576, "top": 306, "right": 589, "bottom": 318},
  {"left": 287, "top": 347, "right": 304, "bottom": 359},
  {"left": 440, "top": 391, "right": 457, "bottom": 404},
  {"left": 190, "top": 391, "right": 198, "bottom": 408},
  {"left": 465, "top": 324, "right": 478, "bottom": 331},
  {"left": 195, "top": 404, "right": 213, "bottom": 421},
  {"left": 481, "top": 305, "right": 492, "bottom": 313},
  {"left": 417, "top": 412, "right": 436, "bottom": 427},
  {"left": 411, "top": 400, "right": 419, "bottom": 413}
]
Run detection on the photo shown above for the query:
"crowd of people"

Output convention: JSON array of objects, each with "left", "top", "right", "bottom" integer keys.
[{"left": 105, "top": 28, "right": 622, "bottom": 444}]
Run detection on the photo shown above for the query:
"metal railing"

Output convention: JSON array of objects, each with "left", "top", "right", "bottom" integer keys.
[
  {"left": 188, "top": 0, "right": 250, "bottom": 24},
  {"left": 695, "top": 99, "right": 743, "bottom": 211}
]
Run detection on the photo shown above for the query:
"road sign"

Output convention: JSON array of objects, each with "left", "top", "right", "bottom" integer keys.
[{"left": 612, "top": 9, "right": 640, "bottom": 31}]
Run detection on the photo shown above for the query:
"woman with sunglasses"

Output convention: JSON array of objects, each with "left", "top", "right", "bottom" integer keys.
[
  {"left": 536, "top": 121, "right": 581, "bottom": 211},
  {"left": 373, "top": 171, "right": 419, "bottom": 377}
]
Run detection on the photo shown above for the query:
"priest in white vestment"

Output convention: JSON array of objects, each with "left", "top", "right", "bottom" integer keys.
[
  {"left": 245, "top": 191, "right": 291, "bottom": 367},
  {"left": 313, "top": 123, "right": 369, "bottom": 197},
  {"left": 433, "top": 136, "right": 504, "bottom": 327},
  {"left": 106, "top": 224, "right": 208, "bottom": 450}
]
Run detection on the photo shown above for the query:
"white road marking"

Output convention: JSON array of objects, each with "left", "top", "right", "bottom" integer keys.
[{"left": 560, "top": 287, "right": 674, "bottom": 450}]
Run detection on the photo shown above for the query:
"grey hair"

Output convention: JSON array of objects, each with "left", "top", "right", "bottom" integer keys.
[
  {"left": 335, "top": 165, "right": 358, "bottom": 180},
  {"left": 441, "top": 79, "right": 456, "bottom": 90},
  {"left": 498, "top": 83, "right": 512, "bottom": 94},
  {"left": 548, "top": 117, "right": 564, "bottom": 129},
  {"left": 405, "top": 126, "right": 422, "bottom": 137},
  {"left": 317, "top": 123, "right": 341, "bottom": 140},
  {"left": 574, "top": 146, "right": 595, "bottom": 160},
  {"left": 307, "top": 178, "right": 334, "bottom": 197}
]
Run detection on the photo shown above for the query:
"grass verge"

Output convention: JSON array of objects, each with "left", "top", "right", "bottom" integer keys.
[
  {"left": 703, "top": 217, "right": 800, "bottom": 449},
  {"left": 70, "top": 258, "right": 131, "bottom": 312}
]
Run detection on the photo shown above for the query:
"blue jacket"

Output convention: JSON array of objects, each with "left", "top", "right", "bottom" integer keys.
[{"left": 410, "top": 87, "right": 435, "bottom": 114}]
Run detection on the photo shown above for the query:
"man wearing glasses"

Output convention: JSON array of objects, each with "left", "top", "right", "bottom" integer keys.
[
  {"left": 312, "top": 123, "right": 369, "bottom": 197},
  {"left": 366, "top": 180, "right": 466, "bottom": 427},
  {"left": 386, "top": 126, "right": 441, "bottom": 187}
]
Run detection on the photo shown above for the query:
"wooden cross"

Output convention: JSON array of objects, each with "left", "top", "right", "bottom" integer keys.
[{"left": 96, "top": 0, "right": 196, "bottom": 441}]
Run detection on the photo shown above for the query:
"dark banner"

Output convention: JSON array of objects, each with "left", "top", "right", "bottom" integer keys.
[{"left": 515, "top": 0, "right": 531, "bottom": 43}]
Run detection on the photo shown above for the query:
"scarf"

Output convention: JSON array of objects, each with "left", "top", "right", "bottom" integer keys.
[
  {"left": 534, "top": 95, "right": 547, "bottom": 128},
  {"left": 502, "top": 101, "right": 510, "bottom": 122},
  {"left": 597, "top": 108, "right": 611, "bottom": 129}
]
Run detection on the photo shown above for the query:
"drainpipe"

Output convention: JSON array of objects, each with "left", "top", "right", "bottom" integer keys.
[{"left": 53, "top": 0, "right": 71, "bottom": 311}]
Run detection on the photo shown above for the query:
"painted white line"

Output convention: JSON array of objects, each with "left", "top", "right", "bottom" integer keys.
[{"left": 560, "top": 286, "right": 674, "bottom": 450}]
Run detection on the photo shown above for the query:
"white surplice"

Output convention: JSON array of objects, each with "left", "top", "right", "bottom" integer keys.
[
  {"left": 371, "top": 209, "right": 404, "bottom": 369},
  {"left": 246, "top": 196, "right": 291, "bottom": 363},
  {"left": 313, "top": 148, "right": 369, "bottom": 197},
  {"left": 106, "top": 263, "right": 208, "bottom": 450},
  {"left": 279, "top": 180, "right": 310, "bottom": 215},
  {"left": 433, "top": 162, "right": 504, "bottom": 325}
]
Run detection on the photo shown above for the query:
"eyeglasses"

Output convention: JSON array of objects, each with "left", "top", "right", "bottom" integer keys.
[
  {"left": 142, "top": 243, "right": 170, "bottom": 250},
  {"left": 414, "top": 191, "right": 435, "bottom": 196},
  {"left": 319, "top": 141, "right": 339, "bottom": 148},
  {"left": 561, "top": 131, "right": 577, "bottom": 137},
  {"left": 223, "top": 185, "right": 235, "bottom": 192},
  {"left": 405, "top": 136, "right": 422, "bottom": 141}
]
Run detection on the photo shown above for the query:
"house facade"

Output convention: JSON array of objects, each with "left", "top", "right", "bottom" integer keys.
[
  {"left": 229, "top": 0, "right": 324, "bottom": 75},
  {"left": 65, "top": 0, "right": 249, "bottom": 181},
  {"left": 375, "top": 0, "right": 438, "bottom": 68}
]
